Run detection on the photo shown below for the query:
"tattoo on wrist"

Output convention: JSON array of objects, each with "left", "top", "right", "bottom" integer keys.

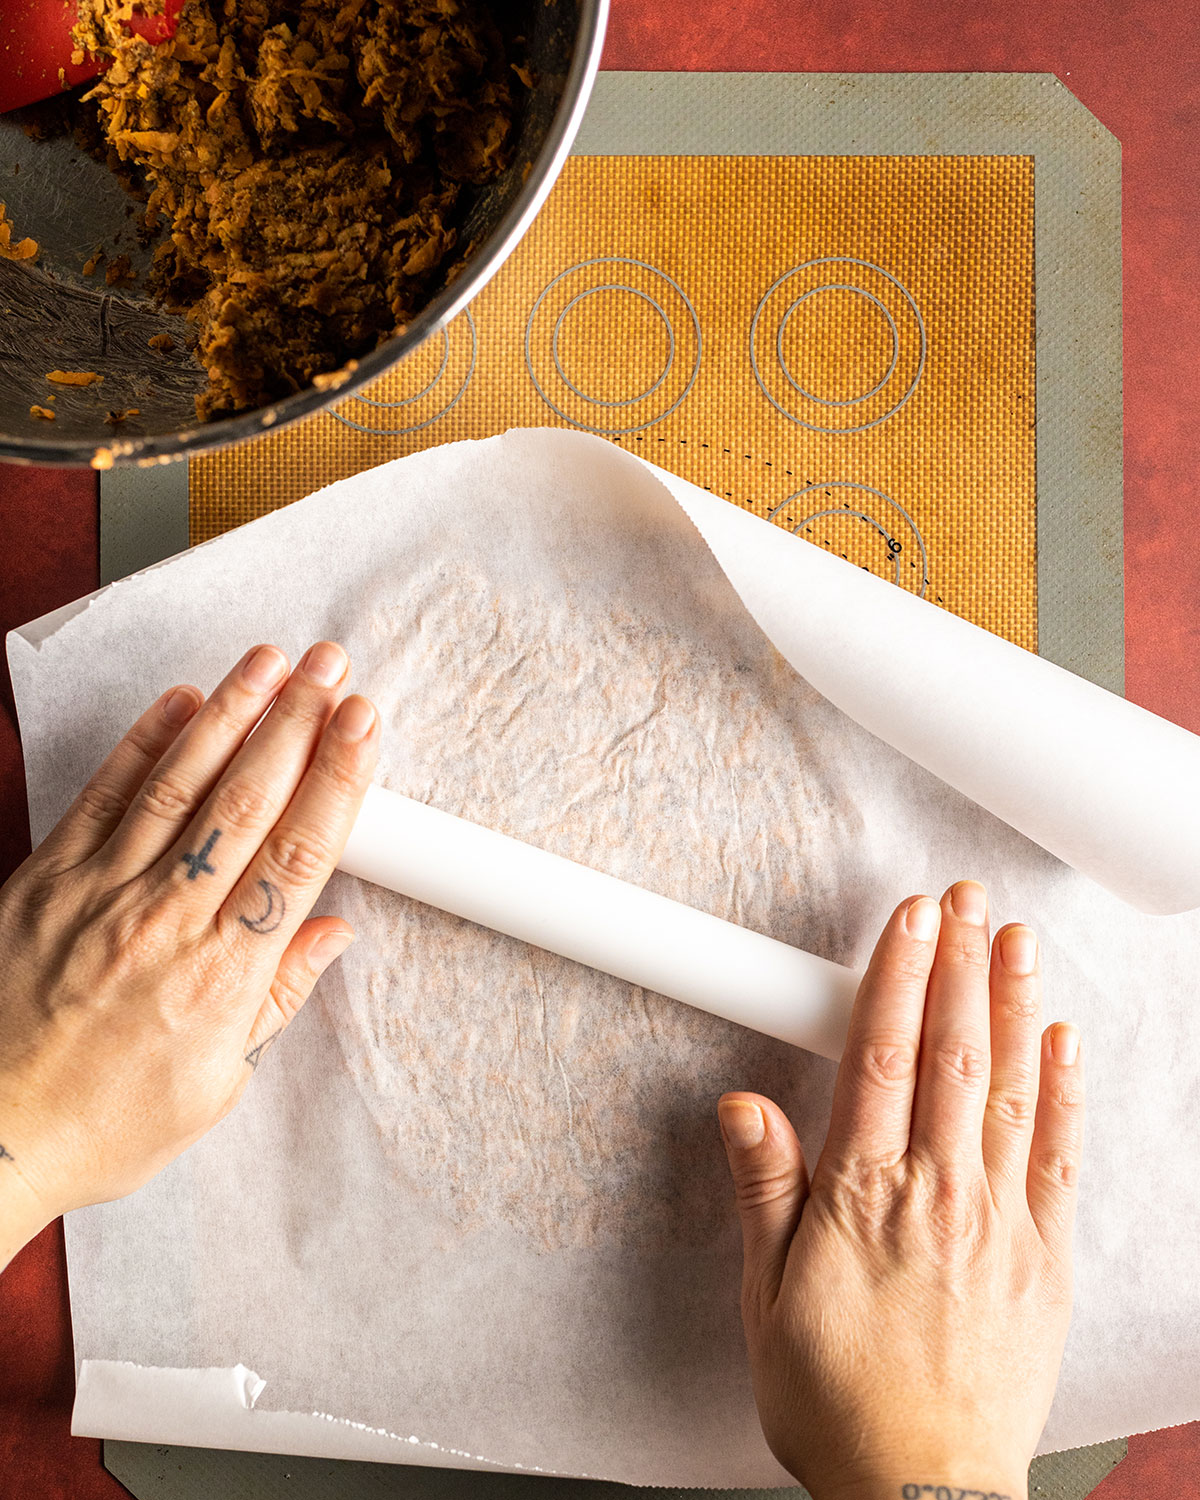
[
  {"left": 239, "top": 878, "right": 285, "bottom": 935},
  {"left": 245, "top": 1028, "right": 282, "bottom": 1071},
  {"left": 0, "top": 1144, "right": 14, "bottom": 1163},
  {"left": 182, "top": 828, "right": 222, "bottom": 880},
  {"left": 901, "top": 1487, "right": 1013, "bottom": 1500}
]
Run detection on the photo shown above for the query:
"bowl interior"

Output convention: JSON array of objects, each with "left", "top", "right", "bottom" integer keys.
[{"left": 0, "top": 0, "right": 582, "bottom": 465}]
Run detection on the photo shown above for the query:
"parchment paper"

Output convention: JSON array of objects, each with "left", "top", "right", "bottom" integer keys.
[{"left": 8, "top": 429, "right": 1200, "bottom": 1484}]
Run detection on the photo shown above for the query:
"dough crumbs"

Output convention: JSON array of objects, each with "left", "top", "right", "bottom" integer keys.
[
  {"left": 82, "top": 249, "right": 106, "bottom": 276},
  {"left": 73, "top": 0, "right": 523, "bottom": 421},
  {"left": 147, "top": 331, "right": 174, "bottom": 351},
  {"left": 0, "top": 202, "right": 39, "bottom": 262},
  {"left": 311, "top": 358, "right": 358, "bottom": 390},
  {"left": 104, "top": 252, "right": 135, "bottom": 286},
  {"left": 30, "top": 405, "right": 57, "bottom": 420},
  {"left": 47, "top": 370, "right": 104, "bottom": 385},
  {"left": 106, "top": 407, "right": 141, "bottom": 422}
]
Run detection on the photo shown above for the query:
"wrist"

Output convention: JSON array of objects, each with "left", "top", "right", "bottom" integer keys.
[
  {"left": 0, "top": 1124, "right": 56, "bottom": 1272},
  {"left": 821, "top": 1476, "right": 1028, "bottom": 1500},
  {"left": 0, "top": 1173, "right": 52, "bottom": 1271}
]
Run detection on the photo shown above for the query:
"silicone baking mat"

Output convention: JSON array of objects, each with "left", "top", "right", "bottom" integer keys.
[{"left": 191, "top": 153, "right": 1037, "bottom": 649}]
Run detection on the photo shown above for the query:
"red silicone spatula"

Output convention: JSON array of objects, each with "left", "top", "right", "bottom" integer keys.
[{"left": 1, "top": 0, "right": 181, "bottom": 113}]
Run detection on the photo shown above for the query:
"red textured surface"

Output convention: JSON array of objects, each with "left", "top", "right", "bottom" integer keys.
[
  {"left": 0, "top": 467, "right": 119, "bottom": 1494},
  {"left": 1096, "top": 1424, "right": 1200, "bottom": 1500},
  {"left": 1, "top": 0, "right": 1198, "bottom": 1493}
]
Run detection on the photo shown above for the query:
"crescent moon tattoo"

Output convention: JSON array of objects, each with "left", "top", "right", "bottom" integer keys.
[{"left": 239, "top": 878, "right": 285, "bottom": 935}]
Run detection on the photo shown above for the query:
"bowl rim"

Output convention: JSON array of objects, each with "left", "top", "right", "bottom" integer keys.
[{"left": 0, "top": 0, "right": 610, "bottom": 469}]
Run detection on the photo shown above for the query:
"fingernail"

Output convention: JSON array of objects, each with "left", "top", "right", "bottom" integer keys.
[
  {"left": 718, "top": 1099, "right": 765, "bottom": 1150},
  {"left": 950, "top": 880, "right": 988, "bottom": 924},
  {"left": 999, "top": 924, "right": 1039, "bottom": 976},
  {"left": 334, "top": 695, "right": 375, "bottom": 741},
  {"left": 302, "top": 641, "right": 347, "bottom": 687},
  {"left": 243, "top": 645, "right": 288, "bottom": 692},
  {"left": 905, "top": 896, "right": 941, "bottom": 941},
  {"left": 1051, "top": 1023, "right": 1080, "bottom": 1066},
  {"left": 161, "top": 685, "right": 200, "bottom": 726},
  {"left": 311, "top": 930, "right": 354, "bottom": 969}
]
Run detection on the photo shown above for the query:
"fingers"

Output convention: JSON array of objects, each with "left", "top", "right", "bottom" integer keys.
[
  {"left": 218, "top": 692, "right": 378, "bottom": 963},
  {"left": 1027, "top": 1022, "right": 1085, "bottom": 1253},
  {"left": 909, "top": 881, "right": 993, "bottom": 1174},
  {"left": 821, "top": 895, "right": 940, "bottom": 1171},
  {"left": 105, "top": 645, "right": 291, "bottom": 876},
  {"left": 156, "top": 642, "right": 351, "bottom": 911},
  {"left": 718, "top": 1092, "right": 810, "bottom": 1310},
  {"left": 982, "top": 924, "right": 1043, "bottom": 1203},
  {"left": 242, "top": 918, "right": 355, "bottom": 1071},
  {"left": 38, "top": 684, "right": 202, "bottom": 871}
]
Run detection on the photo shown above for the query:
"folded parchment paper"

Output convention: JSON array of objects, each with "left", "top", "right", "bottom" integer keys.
[{"left": 9, "top": 430, "right": 1200, "bottom": 1484}]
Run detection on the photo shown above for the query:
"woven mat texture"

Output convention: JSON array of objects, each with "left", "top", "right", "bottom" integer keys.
[{"left": 190, "top": 154, "right": 1037, "bottom": 647}]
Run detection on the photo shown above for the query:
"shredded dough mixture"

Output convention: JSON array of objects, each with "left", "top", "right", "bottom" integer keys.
[{"left": 72, "top": 0, "right": 520, "bottom": 418}]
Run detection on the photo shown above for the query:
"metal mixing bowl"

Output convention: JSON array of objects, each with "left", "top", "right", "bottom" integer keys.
[{"left": 0, "top": 0, "right": 607, "bottom": 467}]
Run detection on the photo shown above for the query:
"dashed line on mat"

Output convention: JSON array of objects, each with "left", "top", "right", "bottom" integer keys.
[{"left": 610, "top": 431, "right": 942, "bottom": 603}]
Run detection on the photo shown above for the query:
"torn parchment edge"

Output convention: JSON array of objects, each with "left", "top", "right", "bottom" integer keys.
[
  {"left": 10, "top": 521, "right": 233, "bottom": 654},
  {"left": 72, "top": 1358, "right": 1088, "bottom": 1474},
  {"left": 73, "top": 1360, "right": 596, "bottom": 1477}
]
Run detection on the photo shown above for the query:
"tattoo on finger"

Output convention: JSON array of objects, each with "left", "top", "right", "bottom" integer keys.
[
  {"left": 182, "top": 828, "right": 221, "bottom": 880},
  {"left": 0, "top": 1144, "right": 14, "bottom": 1163},
  {"left": 245, "top": 1029, "right": 282, "bottom": 1071},
  {"left": 239, "top": 879, "right": 285, "bottom": 935}
]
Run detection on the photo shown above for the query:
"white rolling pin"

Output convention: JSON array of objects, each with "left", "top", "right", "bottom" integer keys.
[{"left": 338, "top": 783, "right": 860, "bottom": 1061}]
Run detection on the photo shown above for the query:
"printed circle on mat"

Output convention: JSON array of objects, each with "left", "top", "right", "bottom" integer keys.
[
  {"left": 525, "top": 257, "right": 701, "bottom": 435},
  {"left": 332, "top": 308, "right": 477, "bottom": 437},
  {"left": 769, "top": 482, "right": 930, "bottom": 596},
  {"left": 751, "top": 257, "right": 926, "bottom": 434}
]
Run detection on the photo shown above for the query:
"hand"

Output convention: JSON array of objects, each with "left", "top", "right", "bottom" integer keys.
[
  {"left": 719, "top": 882, "right": 1084, "bottom": 1500},
  {"left": 0, "top": 642, "right": 379, "bottom": 1268}
]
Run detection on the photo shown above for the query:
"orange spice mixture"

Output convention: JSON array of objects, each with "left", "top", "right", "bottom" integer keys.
[
  {"left": 73, "top": 0, "right": 521, "bottom": 419},
  {"left": 46, "top": 369, "right": 104, "bottom": 385},
  {"left": 0, "top": 203, "right": 39, "bottom": 262}
]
